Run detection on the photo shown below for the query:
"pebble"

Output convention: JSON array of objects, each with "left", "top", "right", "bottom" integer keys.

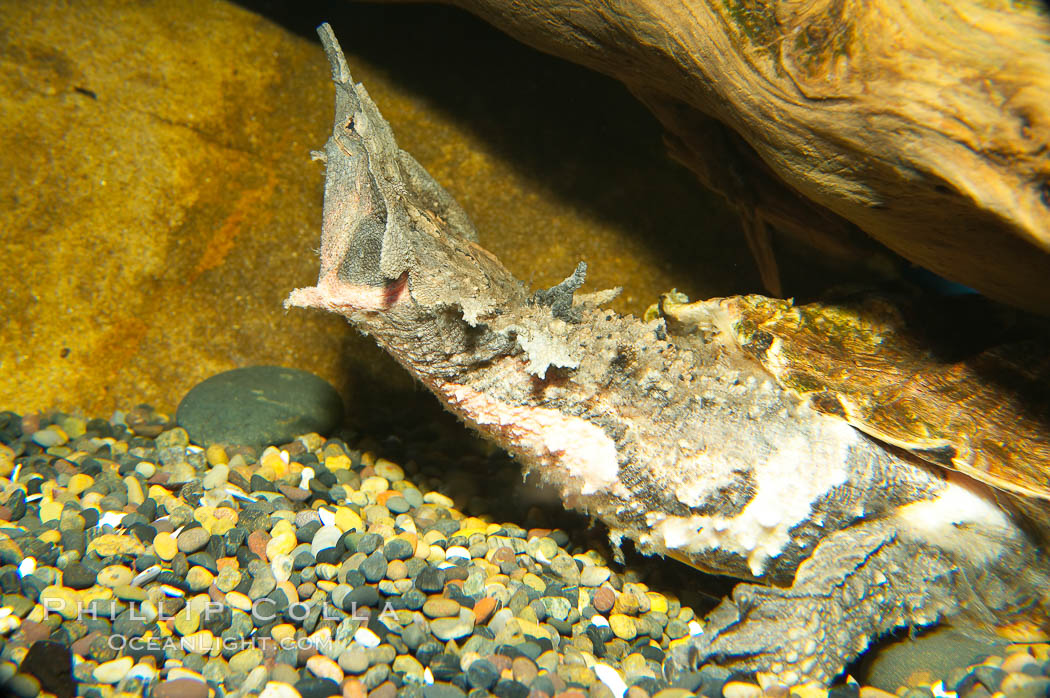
[
  {"left": 153, "top": 678, "right": 209, "bottom": 698},
  {"left": 177, "top": 526, "right": 211, "bottom": 553},
  {"left": 259, "top": 682, "right": 302, "bottom": 698},
  {"left": 175, "top": 366, "right": 343, "bottom": 449},
  {"left": 153, "top": 531, "right": 178, "bottom": 560},
  {"left": 93, "top": 656, "right": 133, "bottom": 684},
  {"left": 307, "top": 654, "right": 344, "bottom": 683}
]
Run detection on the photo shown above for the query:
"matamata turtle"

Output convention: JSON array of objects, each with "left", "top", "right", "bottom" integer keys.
[{"left": 287, "top": 25, "right": 1050, "bottom": 685}]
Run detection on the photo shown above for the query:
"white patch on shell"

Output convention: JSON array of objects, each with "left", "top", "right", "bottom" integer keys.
[
  {"left": 437, "top": 382, "right": 622, "bottom": 496},
  {"left": 895, "top": 473, "right": 1013, "bottom": 564},
  {"left": 645, "top": 420, "right": 854, "bottom": 577}
]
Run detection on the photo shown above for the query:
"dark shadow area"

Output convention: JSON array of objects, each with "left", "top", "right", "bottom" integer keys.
[{"left": 230, "top": 0, "right": 869, "bottom": 302}]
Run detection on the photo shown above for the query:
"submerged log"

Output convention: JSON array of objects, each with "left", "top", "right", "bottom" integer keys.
[{"left": 408, "top": 0, "right": 1050, "bottom": 312}]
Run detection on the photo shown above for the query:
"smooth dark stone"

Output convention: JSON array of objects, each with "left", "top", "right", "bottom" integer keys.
[
  {"left": 176, "top": 366, "right": 344, "bottom": 449},
  {"left": 295, "top": 677, "right": 342, "bottom": 698},
  {"left": 446, "top": 586, "right": 476, "bottom": 609},
  {"left": 402, "top": 623, "right": 427, "bottom": 651},
  {"left": 187, "top": 552, "right": 218, "bottom": 574},
  {"left": 128, "top": 523, "right": 157, "bottom": 543},
  {"left": 466, "top": 660, "right": 498, "bottom": 690},
  {"left": 491, "top": 679, "right": 529, "bottom": 698},
  {"left": 224, "top": 526, "right": 247, "bottom": 555},
  {"left": 61, "top": 562, "right": 97, "bottom": 590},
  {"left": 297, "top": 520, "right": 322, "bottom": 543},
  {"left": 637, "top": 643, "right": 665, "bottom": 663},
  {"left": 383, "top": 538, "right": 414, "bottom": 561},
  {"left": 5, "top": 491, "right": 27, "bottom": 521},
  {"left": 154, "top": 569, "right": 190, "bottom": 592},
  {"left": 360, "top": 550, "right": 387, "bottom": 583},
  {"left": 345, "top": 585, "right": 380, "bottom": 610},
  {"left": 133, "top": 554, "right": 160, "bottom": 571},
  {"left": 249, "top": 474, "right": 277, "bottom": 493},
  {"left": 0, "top": 566, "right": 21, "bottom": 593},
  {"left": 972, "top": 666, "right": 1007, "bottom": 692},
  {"left": 416, "top": 566, "right": 446, "bottom": 593},
  {"left": 79, "top": 508, "right": 99, "bottom": 528},
  {"left": 136, "top": 497, "right": 157, "bottom": 521},
  {"left": 20, "top": 574, "right": 47, "bottom": 601},
  {"left": 429, "top": 652, "right": 462, "bottom": 682},
  {"left": 20, "top": 640, "right": 74, "bottom": 698},
  {"left": 402, "top": 589, "right": 426, "bottom": 611},
  {"left": 314, "top": 547, "right": 341, "bottom": 566},
  {"left": 357, "top": 533, "right": 383, "bottom": 556}
]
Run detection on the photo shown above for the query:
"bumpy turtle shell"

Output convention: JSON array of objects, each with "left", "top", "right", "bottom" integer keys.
[{"left": 659, "top": 290, "right": 1050, "bottom": 532}]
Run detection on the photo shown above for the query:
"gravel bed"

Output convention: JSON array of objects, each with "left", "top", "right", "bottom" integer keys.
[{"left": 0, "top": 407, "right": 1047, "bottom": 698}]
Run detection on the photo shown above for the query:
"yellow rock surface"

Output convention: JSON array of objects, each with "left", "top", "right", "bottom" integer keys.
[{"left": 0, "top": 1, "right": 762, "bottom": 427}]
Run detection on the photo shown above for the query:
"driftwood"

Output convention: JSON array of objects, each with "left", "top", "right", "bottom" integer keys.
[{"left": 410, "top": 0, "right": 1050, "bottom": 312}]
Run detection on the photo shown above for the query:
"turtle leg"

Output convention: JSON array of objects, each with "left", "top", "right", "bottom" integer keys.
[{"left": 670, "top": 520, "right": 968, "bottom": 685}]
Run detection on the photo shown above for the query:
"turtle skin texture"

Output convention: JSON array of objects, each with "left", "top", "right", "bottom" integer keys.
[{"left": 289, "top": 25, "right": 1050, "bottom": 686}]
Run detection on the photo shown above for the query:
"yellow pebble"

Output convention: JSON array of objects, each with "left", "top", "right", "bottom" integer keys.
[
  {"left": 360, "top": 476, "right": 390, "bottom": 495},
  {"left": 646, "top": 591, "right": 669, "bottom": 615},
  {"left": 148, "top": 485, "right": 172, "bottom": 502},
  {"left": 334, "top": 507, "right": 364, "bottom": 533},
  {"left": 270, "top": 519, "right": 296, "bottom": 538},
  {"left": 0, "top": 443, "right": 14, "bottom": 477},
  {"left": 266, "top": 532, "right": 297, "bottom": 558},
  {"left": 422, "top": 491, "right": 454, "bottom": 508},
  {"left": 271, "top": 623, "right": 296, "bottom": 643},
  {"left": 67, "top": 473, "right": 94, "bottom": 495},
  {"left": 608, "top": 613, "right": 637, "bottom": 641},
  {"left": 180, "top": 629, "right": 215, "bottom": 654},
  {"left": 39, "top": 530, "right": 61, "bottom": 545},
  {"left": 325, "top": 454, "right": 352, "bottom": 471},
  {"left": 260, "top": 447, "right": 288, "bottom": 477},
  {"left": 205, "top": 444, "right": 229, "bottom": 466},
  {"left": 373, "top": 458, "right": 404, "bottom": 481},
  {"left": 788, "top": 683, "right": 828, "bottom": 698},
  {"left": 153, "top": 532, "right": 178, "bottom": 561}
]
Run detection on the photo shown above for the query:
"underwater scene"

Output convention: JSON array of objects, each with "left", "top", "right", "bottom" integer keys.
[{"left": 1, "top": 2, "right": 1049, "bottom": 698}]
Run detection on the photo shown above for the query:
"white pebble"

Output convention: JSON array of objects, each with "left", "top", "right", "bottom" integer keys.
[
  {"left": 271, "top": 555, "right": 293, "bottom": 583},
  {"left": 132, "top": 566, "right": 161, "bottom": 587},
  {"left": 353, "top": 627, "right": 381, "bottom": 648},
  {"left": 444, "top": 546, "right": 471, "bottom": 560},
  {"left": 317, "top": 508, "right": 336, "bottom": 527},
  {"left": 259, "top": 682, "right": 300, "bottom": 698},
  {"left": 17, "top": 558, "right": 35, "bottom": 577},
  {"left": 166, "top": 668, "right": 204, "bottom": 683},
  {"left": 93, "top": 656, "right": 133, "bottom": 684},
  {"left": 689, "top": 620, "right": 704, "bottom": 636},
  {"left": 423, "top": 667, "right": 434, "bottom": 685},
  {"left": 590, "top": 614, "right": 609, "bottom": 628},
  {"left": 593, "top": 664, "right": 627, "bottom": 698},
  {"left": 299, "top": 467, "right": 315, "bottom": 489},
  {"left": 128, "top": 662, "right": 157, "bottom": 683},
  {"left": 97, "top": 511, "right": 125, "bottom": 529}
]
